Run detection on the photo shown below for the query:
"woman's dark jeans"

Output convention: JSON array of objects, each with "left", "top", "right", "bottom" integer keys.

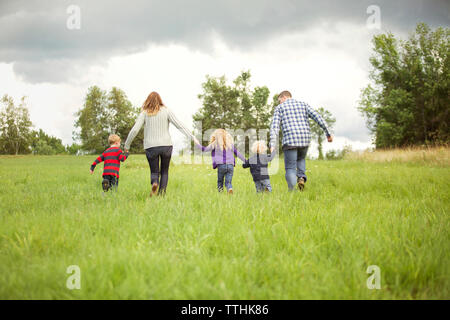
[{"left": 145, "top": 146, "right": 173, "bottom": 194}]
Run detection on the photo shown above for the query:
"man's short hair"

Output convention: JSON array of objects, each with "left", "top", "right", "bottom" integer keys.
[
  {"left": 278, "top": 91, "right": 292, "bottom": 99},
  {"left": 108, "top": 134, "right": 121, "bottom": 145}
]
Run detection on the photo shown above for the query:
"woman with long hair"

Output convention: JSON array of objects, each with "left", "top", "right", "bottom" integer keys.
[{"left": 124, "top": 92, "right": 197, "bottom": 196}]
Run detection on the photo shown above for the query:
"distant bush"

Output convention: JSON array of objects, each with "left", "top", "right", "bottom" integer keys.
[
  {"left": 66, "top": 143, "right": 82, "bottom": 155},
  {"left": 326, "top": 145, "right": 352, "bottom": 160},
  {"left": 31, "top": 129, "right": 66, "bottom": 155},
  {"left": 33, "top": 140, "right": 57, "bottom": 155}
]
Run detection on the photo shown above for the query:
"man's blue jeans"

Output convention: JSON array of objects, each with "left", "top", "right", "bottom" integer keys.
[
  {"left": 283, "top": 147, "right": 308, "bottom": 190},
  {"left": 217, "top": 164, "right": 234, "bottom": 191}
]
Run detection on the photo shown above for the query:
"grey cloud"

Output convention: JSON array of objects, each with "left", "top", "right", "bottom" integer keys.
[
  {"left": 335, "top": 121, "right": 371, "bottom": 142},
  {"left": 0, "top": 0, "right": 448, "bottom": 83},
  {"left": 12, "top": 59, "right": 78, "bottom": 83}
]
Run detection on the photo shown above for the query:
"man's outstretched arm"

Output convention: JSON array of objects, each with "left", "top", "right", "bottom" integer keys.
[{"left": 306, "top": 104, "right": 333, "bottom": 142}]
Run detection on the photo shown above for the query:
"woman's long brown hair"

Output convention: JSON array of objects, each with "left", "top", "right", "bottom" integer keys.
[{"left": 142, "top": 91, "right": 164, "bottom": 115}]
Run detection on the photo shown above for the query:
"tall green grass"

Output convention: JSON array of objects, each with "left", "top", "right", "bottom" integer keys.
[{"left": 0, "top": 155, "right": 448, "bottom": 299}]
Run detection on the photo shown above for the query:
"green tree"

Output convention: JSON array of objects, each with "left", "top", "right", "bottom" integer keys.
[
  {"left": 193, "top": 75, "right": 239, "bottom": 133},
  {"left": 74, "top": 86, "right": 108, "bottom": 153},
  {"left": 30, "top": 129, "right": 66, "bottom": 155},
  {"left": 0, "top": 95, "right": 33, "bottom": 155},
  {"left": 359, "top": 23, "right": 449, "bottom": 148},
  {"left": 105, "top": 87, "right": 144, "bottom": 153},
  {"left": 193, "top": 71, "right": 273, "bottom": 150},
  {"left": 310, "top": 107, "right": 335, "bottom": 160},
  {"left": 74, "top": 86, "right": 144, "bottom": 153}
]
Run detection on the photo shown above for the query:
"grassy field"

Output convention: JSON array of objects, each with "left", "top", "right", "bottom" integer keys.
[{"left": 0, "top": 153, "right": 448, "bottom": 299}]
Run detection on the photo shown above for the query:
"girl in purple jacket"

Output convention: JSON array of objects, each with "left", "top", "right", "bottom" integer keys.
[{"left": 196, "top": 129, "right": 246, "bottom": 194}]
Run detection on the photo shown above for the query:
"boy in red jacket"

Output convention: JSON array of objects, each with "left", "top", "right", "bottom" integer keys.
[{"left": 90, "top": 134, "right": 129, "bottom": 192}]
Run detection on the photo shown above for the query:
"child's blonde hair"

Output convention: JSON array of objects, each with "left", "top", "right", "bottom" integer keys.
[
  {"left": 108, "top": 134, "right": 121, "bottom": 146},
  {"left": 251, "top": 140, "right": 268, "bottom": 154},
  {"left": 208, "top": 129, "right": 233, "bottom": 150}
]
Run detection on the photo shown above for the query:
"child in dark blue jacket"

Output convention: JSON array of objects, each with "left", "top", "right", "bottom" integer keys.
[{"left": 243, "top": 141, "right": 275, "bottom": 192}]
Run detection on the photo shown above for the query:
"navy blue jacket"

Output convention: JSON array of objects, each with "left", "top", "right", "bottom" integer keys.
[{"left": 243, "top": 153, "right": 274, "bottom": 182}]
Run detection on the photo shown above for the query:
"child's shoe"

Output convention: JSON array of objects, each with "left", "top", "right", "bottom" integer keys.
[
  {"left": 102, "top": 178, "right": 111, "bottom": 192},
  {"left": 228, "top": 189, "right": 233, "bottom": 195}
]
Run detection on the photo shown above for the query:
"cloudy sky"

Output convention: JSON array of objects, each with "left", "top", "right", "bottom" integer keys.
[{"left": 0, "top": 0, "right": 449, "bottom": 155}]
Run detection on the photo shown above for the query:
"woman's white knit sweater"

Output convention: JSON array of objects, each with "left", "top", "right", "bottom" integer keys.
[{"left": 124, "top": 106, "right": 194, "bottom": 150}]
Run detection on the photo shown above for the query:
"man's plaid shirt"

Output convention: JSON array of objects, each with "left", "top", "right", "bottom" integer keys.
[{"left": 270, "top": 98, "right": 330, "bottom": 149}]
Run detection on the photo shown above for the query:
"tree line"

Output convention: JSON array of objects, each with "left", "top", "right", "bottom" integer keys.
[
  {"left": 0, "top": 95, "right": 69, "bottom": 155},
  {"left": 0, "top": 86, "right": 144, "bottom": 155},
  {"left": 0, "top": 73, "right": 335, "bottom": 157}
]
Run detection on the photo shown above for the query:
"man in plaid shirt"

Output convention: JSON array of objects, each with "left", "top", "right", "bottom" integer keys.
[{"left": 270, "top": 91, "right": 333, "bottom": 191}]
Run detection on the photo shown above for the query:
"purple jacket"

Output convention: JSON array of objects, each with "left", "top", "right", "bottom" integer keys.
[{"left": 196, "top": 143, "right": 246, "bottom": 169}]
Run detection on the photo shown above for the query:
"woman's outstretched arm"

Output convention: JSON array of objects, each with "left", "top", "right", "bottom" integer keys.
[
  {"left": 167, "top": 108, "right": 196, "bottom": 141},
  {"left": 124, "top": 112, "right": 145, "bottom": 150}
]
